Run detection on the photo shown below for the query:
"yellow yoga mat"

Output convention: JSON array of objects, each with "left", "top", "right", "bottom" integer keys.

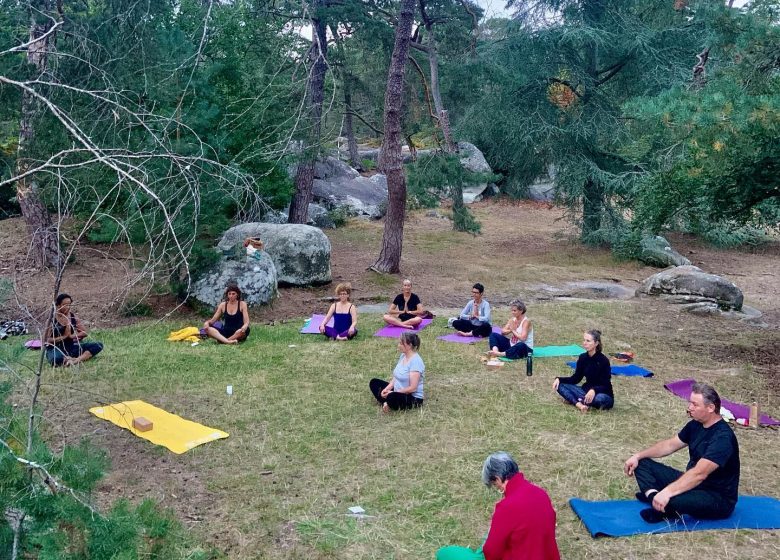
[{"left": 89, "top": 400, "right": 229, "bottom": 454}]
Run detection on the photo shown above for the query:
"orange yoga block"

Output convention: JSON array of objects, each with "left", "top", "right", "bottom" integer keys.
[{"left": 132, "top": 417, "right": 153, "bottom": 432}]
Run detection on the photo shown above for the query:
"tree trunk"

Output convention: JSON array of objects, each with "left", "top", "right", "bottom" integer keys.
[
  {"left": 580, "top": 0, "right": 605, "bottom": 241},
  {"left": 426, "top": 29, "right": 456, "bottom": 153},
  {"left": 289, "top": 6, "right": 328, "bottom": 224},
  {"left": 15, "top": 5, "right": 60, "bottom": 269},
  {"left": 372, "top": 0, "right": 416, "bottom": 273},
  {"left": 343, "top": 87, "right": 361, "bottom": 169},
  {"left": 581, "top": 177, "right": 603, "bottom": 242}
]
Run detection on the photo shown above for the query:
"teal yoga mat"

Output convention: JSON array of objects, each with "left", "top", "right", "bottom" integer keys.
[{"left": 499, "top": 345, "right": 584, "bottom": 361}]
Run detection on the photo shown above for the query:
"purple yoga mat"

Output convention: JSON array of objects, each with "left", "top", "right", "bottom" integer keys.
[
  {"left": 437, "top": 326, "right": 502, "bottom": 344},
  {"left": 300, "top": 314, "right": 333, "bottom": 334},
  {"left": 664, "top": 378, "right": 780, "bottom": 426},
  {"left": 25, "top": 339, "right": 42, "bottom": 349},
  {"left": 373, "top": 318, "right": 433, "bottom": 338}
]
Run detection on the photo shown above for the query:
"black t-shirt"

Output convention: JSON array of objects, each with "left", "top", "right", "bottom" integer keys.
[
  {"left": 678, "top": 419, "right": 740, "bottom": 504},
  {"left": 392, "top": 293, "right": 421, "bottom": 312}
]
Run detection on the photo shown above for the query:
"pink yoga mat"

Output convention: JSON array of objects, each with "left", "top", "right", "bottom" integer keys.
[
  {"left": 25, "top": 339, "right": 42, "bottom": 349},
  {"left": 373, "top": 318, "right": 433, "bottom": 338},
  {"left": 664, "top": 378, "right": 780, "bottom": 426},
  {"left": 437, "top": 326, "right": 502, "bottom": 344},
  {"left": 300, "top": 314, "right": 333, "bottom": 334}
]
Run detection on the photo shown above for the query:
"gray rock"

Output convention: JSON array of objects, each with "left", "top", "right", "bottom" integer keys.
[
  {"left": 637, "top": 265, "right": 743, "bottom": 310},
  {"left": 564, "top": 281, "right": 636, "bottom": 300},
  {"left": 639, "top": 235, "right": 692, "bottom": 267},
  {"left": 312, "top": 174, "right": 388, "bottom": 219},
  {"left": 458, "top": 141, "right": 492, "bottom": 204},
  {"left": 265, "top": 204, "right": 335, "bottom": 229},
  {"left": 218, "top": 223, "right": 332, "bottom": 286},
  {"left": 192, "top": 252, "right": 277, "bottom": 307},
  {"left": 313, "top": 156, "right": 359, "bottom": 181},
  {"left": 527, "top": 165, "right": 556, "bottom": 202},
  {"left": 261, "top": 209, "right": 288, "bottom": 224}
]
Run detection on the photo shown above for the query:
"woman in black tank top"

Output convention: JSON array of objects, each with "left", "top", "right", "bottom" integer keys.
[{"left": 203, "top": 285, "right": 251, "bottom": 344}]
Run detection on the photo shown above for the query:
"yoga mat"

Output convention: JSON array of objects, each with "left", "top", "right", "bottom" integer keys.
[
  {"left": 300, "top": 314, "right": 333, "bottom": 334},
  {"left": 373, "top": 318, "right": 433, "bottom": 338},
  {"left": 513, "top": 345, "right": 585, "bottom": 358},
  {"left": 24, "top": 339, "right": 42, "bottom": 349},
  {"left": 90, "top": 400, "right": 229, "bottom": 454},
  {"left": 437, "top": 326, "right": 502, "bottom": 344},
  {"left": 566, "top": 361, "right": 653, "bottom": 377},
  {"left": 664, "top": 378, "right": 780, "bottom": 426},
  {"left": 569, "top": 496, "right": 780, "bottom": 538}
]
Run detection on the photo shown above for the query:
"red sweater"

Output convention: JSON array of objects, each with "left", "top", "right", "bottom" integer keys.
[{"left": 482, "top": 473, "right": 560, "bottom": 560}]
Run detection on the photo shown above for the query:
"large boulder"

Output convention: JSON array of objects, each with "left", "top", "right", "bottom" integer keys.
[
  {"left": 636, "top": 265, "right": 743, "bottom": 310},
  {"left": 639, "top": 235, "right": 691, "bottom": 267},
  {"left": 527, "top": 165, "right": 556, "bottom": 202},
  {"left": 265, "top": 203, "right": 335, "bottom": 229},
  {"left": 192, "top": 251, "right": 277, "bottom": 307},
  {"left": 218, "top": 223, "right": 331, "bottom": 286},
  {"left": 312, "top": 174, "right": 388, "bottom": 219},
  {"left": 458, "top": 141, "right": 493, "bottom": 203}
]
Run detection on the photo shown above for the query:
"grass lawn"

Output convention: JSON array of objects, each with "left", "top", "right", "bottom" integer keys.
[{"left": 17, "top": 298, "right": 780, "bottom": 559}]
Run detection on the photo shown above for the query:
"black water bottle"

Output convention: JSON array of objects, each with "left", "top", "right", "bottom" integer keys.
[{"left": 526, "top": 350, "right": 533, "bottom": 376}]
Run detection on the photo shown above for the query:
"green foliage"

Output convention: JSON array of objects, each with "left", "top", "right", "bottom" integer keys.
[
  {"left": 327, "top": 206, "right": 350, "bottom": 228},
  {"left": 452, "top": 204, "right": 481, "bottom": 234},
  {"left": 621, "top": 5, "right": 780, "bottom": 246}
]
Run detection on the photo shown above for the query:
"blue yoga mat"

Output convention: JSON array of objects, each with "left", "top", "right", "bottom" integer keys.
[
  {"left": 565, "top": 361, "right": 653, "bottom": 377},
  {"left": 569, "top": 496, "right": 780, "bottom": 537}
]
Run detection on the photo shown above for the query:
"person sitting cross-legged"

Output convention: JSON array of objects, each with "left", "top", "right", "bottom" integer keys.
[
  {"left": 623, "top": 382, "right": 740, "bottom": 523},
  {"left": 451, "top": 283, "right": 492, "bottom": 338},
  {"left": 202, "top": 284, "right": 250, "bottom": 344},
  {"left": 552, "top": 329, "right": 614, "bottom": 412},
  {"left": 369, "top": 331, "right": 424, "bottom": 413},
  {"left": 487, "top": 299, "right": 533, "bottom": 359},
  {"left": 319, "top": 282, "right": 358, "bottom": 340},
  {"left": 382, "top": 278, "right": 426, "bottom": 329},
  {"left": 44, "top": 293, "right": 103, "bottom": 367}
]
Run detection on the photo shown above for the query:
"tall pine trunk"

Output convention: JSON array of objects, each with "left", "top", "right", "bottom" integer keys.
[
  {"left": 331, "top": 28, "right": 361, "bottom": 169},
  {"left": 16, "top": 5, "right": 60, "bottom": 269},
  {"left": 289, "top": 6, "right": 328, "bottom": 224},
  {"left": 372, "top": 0, "right": 416, "bottom": 273},
  {"left": 580, "top": 0, "right": 605, "bottom": 242}
]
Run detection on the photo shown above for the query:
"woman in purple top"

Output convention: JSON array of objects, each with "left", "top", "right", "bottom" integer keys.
[
  {"left": 553, "top": 329, "right": 614, "bottom": 412},
  {"left": 320, "top": 283, "right": 358, "bottom": 340}
]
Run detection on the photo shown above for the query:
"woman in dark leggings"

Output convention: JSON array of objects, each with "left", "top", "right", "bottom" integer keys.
[
  {"left": 44, "top": 293, "right": 103, "bottom": 367},
  {"left": 203, "top": 285, "right": 250, "bottom": 344},
  {"left": 369, "top": 331, "right": 425, "bottom": 412}
]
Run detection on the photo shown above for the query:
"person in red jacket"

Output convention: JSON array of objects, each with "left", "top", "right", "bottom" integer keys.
[{"left": 437, "top": 452, "right": 560, "bottom": 560}]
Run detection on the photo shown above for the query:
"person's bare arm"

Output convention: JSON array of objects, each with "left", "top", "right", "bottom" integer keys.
[
  {"left": 204, "top": 303, "right": 225, "bottom": 329},
  {"left": 624, "top": 436, "right": 687, "bottom": 476}
]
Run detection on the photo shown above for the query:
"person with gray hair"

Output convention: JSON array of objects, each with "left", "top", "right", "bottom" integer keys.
[
  {"left": 624, "top": 382, "right": 740, "bottom": 523},
  {"left": 487, "top": 300, "right": 533, "bottom": 359},
  {"left": 436, "top": 452, "right": 560, "bottom": 560}
]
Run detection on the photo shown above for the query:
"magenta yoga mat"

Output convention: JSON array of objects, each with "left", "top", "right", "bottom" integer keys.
[
  {"left": 664, "top": 378, "right": 779, "bottom": 426},
  {"left": 373, "top": 318, "right": 433, "bottom": 338},
  {"left": 436, "top": 326, "right": 502, "bottom": 344}
]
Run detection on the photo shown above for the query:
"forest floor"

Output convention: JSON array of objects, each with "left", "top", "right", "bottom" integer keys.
[{"left": 2, "top": 199, "right": 779, "bottom": 559}]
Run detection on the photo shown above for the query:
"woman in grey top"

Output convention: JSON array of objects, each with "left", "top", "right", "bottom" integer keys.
[{"left": 369, "top": 331, "right": 425, "bottom": 412}]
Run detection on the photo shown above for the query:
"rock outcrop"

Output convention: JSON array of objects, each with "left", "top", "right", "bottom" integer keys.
[
  {"left": 637, "top": 265, "right": 743, "bottom": 310},
  {"left": 217, "top": 223, "right": 331, "bottom": 286}
]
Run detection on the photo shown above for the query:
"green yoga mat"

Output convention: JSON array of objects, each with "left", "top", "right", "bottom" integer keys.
[{"left": 499, "top": 345, "right": 585, "bottom": 361}]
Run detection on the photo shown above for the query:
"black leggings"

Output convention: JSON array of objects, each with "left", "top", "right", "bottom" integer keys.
[
  {"left": 634, "top": 458, "right": 735, "bottom": 519},
  {"left": 452, "top": 319, "right": 492, "bottom": 338},
  {"left": 369, "top": 378, "right": 423, "bottom": 410}
]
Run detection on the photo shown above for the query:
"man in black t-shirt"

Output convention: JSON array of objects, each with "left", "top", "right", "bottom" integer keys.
[{"left": 623, "top": 382, "right": 740, "bottom": 523}]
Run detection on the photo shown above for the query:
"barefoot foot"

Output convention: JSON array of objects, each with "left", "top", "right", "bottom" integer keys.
[{"left": 382, "top": 402, "right": 390, "bottom": 414}]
